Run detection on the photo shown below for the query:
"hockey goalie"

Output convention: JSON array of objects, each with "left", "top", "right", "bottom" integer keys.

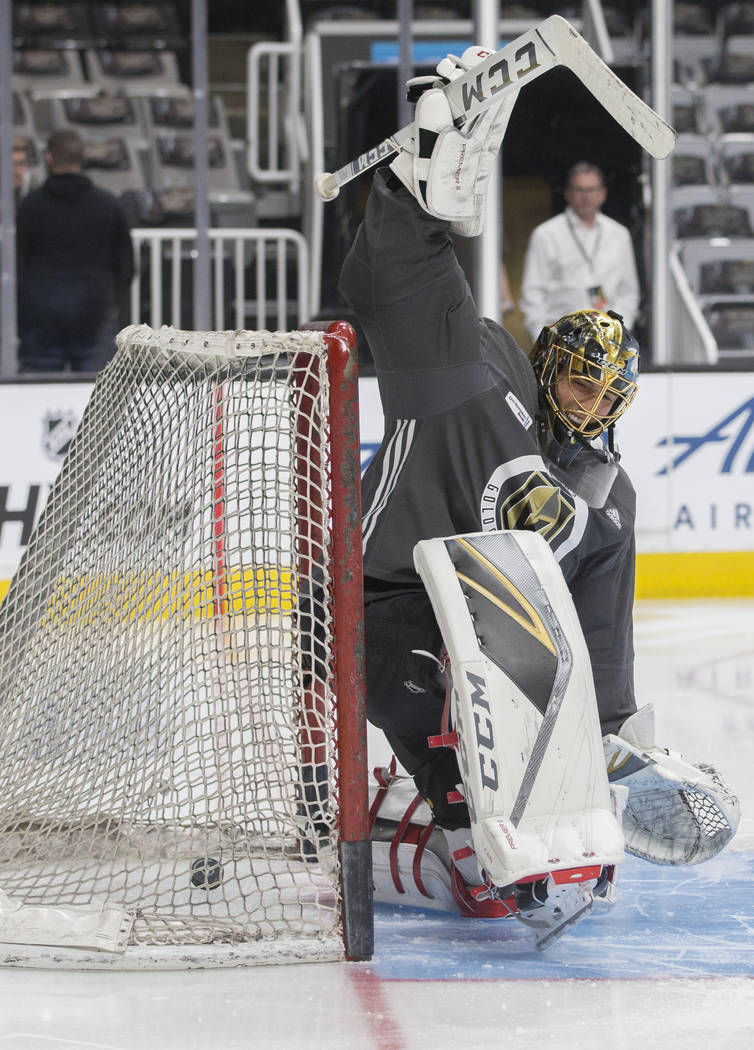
[{"left": 340, "top": 47, "right": 740, "bottom": 948}]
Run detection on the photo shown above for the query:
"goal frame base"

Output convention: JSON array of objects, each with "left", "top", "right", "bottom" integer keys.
[{"left": 0, "top": 935, "right": 346, "bottom": 971}]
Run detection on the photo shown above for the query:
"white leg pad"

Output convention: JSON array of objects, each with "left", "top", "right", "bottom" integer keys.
[
  {"left": 413, "top": 530, "right": 624, "bottom": 889},
  {"left": 371, "top": 839, "right": 458, "bottom": 913}
]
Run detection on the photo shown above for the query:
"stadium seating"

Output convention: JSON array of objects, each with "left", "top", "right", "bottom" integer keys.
[
  {"left": 672, "top": 133, "right": 718, "bottom": 187},
  {"left": 8, "top": 0, "right": 754, "bottom": 364},
  {"left": 83, "top": 49, "right": 185, "bottom": 96},
  {"left": 13, "top": 48, "right": 87, "bottom": 92},
  {"left": 31, "top": 91, "right": 146, "bottom": 141},
  {"left": 10, "top": 2, "right": 253, "bottom": 212},
  {"left": 658, "top": 3, "right": 754, "bottom": 362}
]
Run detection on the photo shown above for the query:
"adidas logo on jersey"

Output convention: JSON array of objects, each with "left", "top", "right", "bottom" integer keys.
[{"left": 605, "top": 505, "right": 621, "bottom": 529}]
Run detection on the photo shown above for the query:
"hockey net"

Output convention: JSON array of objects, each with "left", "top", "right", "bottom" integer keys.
[{"left": 0, "top": 323, "right": 371, "bottom": 968}]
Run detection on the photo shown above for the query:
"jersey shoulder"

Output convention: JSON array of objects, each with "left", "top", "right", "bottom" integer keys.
[
  {"left": 613, "top": 460, "right": 637, "bottom": 506},
  {"left": 481, "top": 317, "right": 539, "bottom": 410}
]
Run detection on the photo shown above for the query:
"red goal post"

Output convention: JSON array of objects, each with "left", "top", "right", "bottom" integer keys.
[{"left": 297, "top": 319, "right": 372, "bottom": 960}]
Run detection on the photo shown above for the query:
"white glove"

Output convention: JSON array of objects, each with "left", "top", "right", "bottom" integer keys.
[
  {"left": 390, "top": 46, "right": 517, "bottom": 237},
  {"left": 604, "top": 704, "right": 740, "bottom": 865}
]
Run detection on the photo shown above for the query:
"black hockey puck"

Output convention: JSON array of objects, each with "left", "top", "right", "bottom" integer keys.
[{"left": 190, "top": 857, "right": 223, "bottom": 889}]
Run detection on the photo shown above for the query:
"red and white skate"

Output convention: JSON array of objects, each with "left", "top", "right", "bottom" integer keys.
[{"left": 369, "top": 759, "right": 618, "bottom": 947}]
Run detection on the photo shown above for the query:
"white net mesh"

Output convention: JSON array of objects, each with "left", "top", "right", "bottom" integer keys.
[{"left": 0, "top": 325, "right": 348, "bottom": 963}]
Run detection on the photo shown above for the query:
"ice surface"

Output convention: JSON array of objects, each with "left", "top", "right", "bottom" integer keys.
[{"left": 0, "top": 599, "right": 753, "bottom": 1049}]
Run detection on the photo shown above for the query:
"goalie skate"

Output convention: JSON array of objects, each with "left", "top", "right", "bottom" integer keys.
[
  {"left": 369, "top": 760, "right": 513, "bottom": 918},
  {"left": 369, "top": 761, "right": 620, "bottom": 947}
]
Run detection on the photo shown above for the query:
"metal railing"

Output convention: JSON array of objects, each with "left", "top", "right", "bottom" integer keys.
[
  {"left": 130, "top": 227, "right": 310, "bottom": 332},
  {"left": 669, "top": 249, "right": 719, "bottom": 365},
  {"left": 247, "top": 43, "right": 304, "bottom": 193},
  {"left": 246, "top": 0, "right": 304, "bottom": 196}
]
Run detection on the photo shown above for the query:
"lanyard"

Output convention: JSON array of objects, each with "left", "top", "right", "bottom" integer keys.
[{"left": 565, "top": 213, "right": 601, "bottom": 274}]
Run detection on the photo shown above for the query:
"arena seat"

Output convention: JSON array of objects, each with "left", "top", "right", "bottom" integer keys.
[
  {"left": 680, "top": 237, "right": 754, "bottom": 294},
  {"left": 672, "top": 185, "right": 753, "bottom": 238},
  {"left": 88, "top": 2, "right": 185, "bottom": 50},
  {"left": 31, "top": 91, "right": 147, "bottom": 142},
  {"left": 83, "top": 49, "right": 185, "bottom": 95},
  {"left": 11, "top": 2, "right": 95, "bottom": 49},
  {"left": 701, "top": 297, "right": 754, "bottom": 358},
  {"left": 80, "top": 135, "right": 149, "bottom": 194},
  {"left": 672, "top": 133, "right": 719, "bottom": 187},
  {"left": 718, "top": 135, "right": 754, "bottom": 185},
  {"left": 12, "top": 49, "right": 86, "bottom": 93}
]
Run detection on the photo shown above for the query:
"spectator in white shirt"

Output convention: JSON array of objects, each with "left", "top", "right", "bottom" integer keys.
[{"left": 519, "top": 162, "right": 640, "bottom": 342}]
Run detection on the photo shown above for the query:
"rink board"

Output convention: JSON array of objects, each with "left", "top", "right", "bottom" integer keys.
[{"left": 1, "top": 373, "right": 754, "bottom": 599}]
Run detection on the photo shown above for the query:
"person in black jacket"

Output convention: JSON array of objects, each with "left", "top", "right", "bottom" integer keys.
[{"left": 16, "top": 129, "right": 134, "bottom": 373}]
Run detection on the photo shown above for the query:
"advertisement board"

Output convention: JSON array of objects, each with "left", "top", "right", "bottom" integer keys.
[
  {"left": 0, "top": 372, "right": 751, "bottom": 594},
  {"left": 0, "top": 383, "right": 94, "bottom": 582},
  {"left": 610, "top": 372, "right": 754, "bottom": 553}
]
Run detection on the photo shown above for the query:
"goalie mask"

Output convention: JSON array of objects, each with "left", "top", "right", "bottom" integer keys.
[
  {"left": 532, "top": 309, "right": 639, "bottom": 440},
  {"left": 530, "top": 310, "right": 639, "bottom": 507}
]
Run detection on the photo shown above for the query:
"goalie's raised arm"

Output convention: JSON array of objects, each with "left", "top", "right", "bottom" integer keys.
[
  {"left": 339, "top": 167, "right": 489, "bottom": 376},
  {"left": 314, "top": 15, "right": 675, "bottom": 201}
]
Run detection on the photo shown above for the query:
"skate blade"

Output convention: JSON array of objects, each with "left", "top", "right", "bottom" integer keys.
[{"left": 516, "top": 897, "right": 594, "bottom": 951}]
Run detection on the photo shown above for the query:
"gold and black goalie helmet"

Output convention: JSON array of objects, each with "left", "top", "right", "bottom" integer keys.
[{"left": 532, "top": 309, "right": 639, "bottom": 439}]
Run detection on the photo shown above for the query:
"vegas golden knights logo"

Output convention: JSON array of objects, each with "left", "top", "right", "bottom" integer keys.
[{"left": 499, "top": 471, "right": 575, "bottom": 543}]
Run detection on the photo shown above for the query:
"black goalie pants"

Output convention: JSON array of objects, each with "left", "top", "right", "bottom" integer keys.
[{"left": 364, "top": 583, "right": 470, "bottom": 830}]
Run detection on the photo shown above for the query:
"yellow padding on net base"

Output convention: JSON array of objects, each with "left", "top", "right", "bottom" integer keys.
[{"left": 31, "top": 566, "right": 296, "bottom": 627}]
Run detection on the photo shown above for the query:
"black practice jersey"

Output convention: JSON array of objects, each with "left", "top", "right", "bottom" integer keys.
[{"left": 340, "top": 169, "right": 637, "bottom": 731}]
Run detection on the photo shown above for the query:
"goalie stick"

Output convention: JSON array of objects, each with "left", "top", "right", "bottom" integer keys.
[{"left": 313, "top": 14, "right": 676, "bottom": 201}]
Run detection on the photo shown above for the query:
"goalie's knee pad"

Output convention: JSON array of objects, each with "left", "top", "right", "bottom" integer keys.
[
  {"left": 604, "top": 704, "right": 740, "bottom": 865},
  {"left": 413, "top": 530, "right": 625, "bottom": 892}
]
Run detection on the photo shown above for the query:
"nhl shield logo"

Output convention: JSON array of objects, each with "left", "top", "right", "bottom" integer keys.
[{"left": 42, "top": 410, "right": 78, "bottom": 461}]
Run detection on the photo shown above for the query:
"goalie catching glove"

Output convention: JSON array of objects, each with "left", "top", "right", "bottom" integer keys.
[
  {"left": 390, "top": 46, "right": 517, "bottom": 237},
  {"left": 604, "top": 704, "right": 740, "bottom": 865}
]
